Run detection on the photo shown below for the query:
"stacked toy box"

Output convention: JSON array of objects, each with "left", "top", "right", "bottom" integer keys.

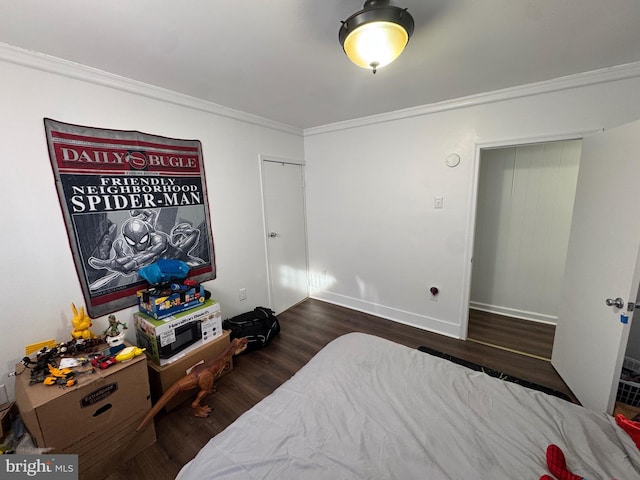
[
  {"left": 137, "top": 281, "right": 206, "bottom": 320},
  {"left": 134, "top": 282, "right": 223, "bottom": 366}
]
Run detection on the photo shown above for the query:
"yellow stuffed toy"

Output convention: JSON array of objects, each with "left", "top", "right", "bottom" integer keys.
[{"left": 70, "top": 303, "right": 96, "bottom": 339}]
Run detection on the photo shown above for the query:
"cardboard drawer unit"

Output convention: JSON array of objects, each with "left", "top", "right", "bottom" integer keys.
[
  {"left": 15, "top": 353, "right": 156, "bottom": 480},
  {"left": 0, "top": 402, "right": 18, "bottom": 442}
]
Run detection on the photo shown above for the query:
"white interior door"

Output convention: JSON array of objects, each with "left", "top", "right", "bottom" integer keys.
[
  {"left": 262, "top": 159, "right": 309, "bottom": 314},
  {"left": 552, "top": 119, "right": 640, "bottom": 413}
]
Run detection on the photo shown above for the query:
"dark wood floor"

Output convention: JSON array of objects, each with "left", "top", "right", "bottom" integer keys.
[
  {"left": 467, "top": 309, "right": 556, "bottom": 360},
  {"left": 104, "top": 298, "right": 575, "bottom": 480}
]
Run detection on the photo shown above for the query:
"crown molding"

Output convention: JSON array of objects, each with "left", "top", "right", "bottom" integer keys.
[
  {"left": 0, "top": 42, "right": 302, "bottom": 137},
  {"left": 304, "top": 61, "right": 640, "bottom": 137},
  {"left": 4, "top": 41, "right": 639, "bottom": 139}
]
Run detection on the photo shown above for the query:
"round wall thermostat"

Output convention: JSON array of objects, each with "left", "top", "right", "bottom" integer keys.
[{"left": 446, "top": 153, "right": 460, "bottom": 167}]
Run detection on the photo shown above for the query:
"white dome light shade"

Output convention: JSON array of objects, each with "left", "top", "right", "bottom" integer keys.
[
  {"left": 343, "top": 21, "right": 409, "bottom": 71},
  {"left": 339, "top": 0, "right": 414, "bottom": 74}
]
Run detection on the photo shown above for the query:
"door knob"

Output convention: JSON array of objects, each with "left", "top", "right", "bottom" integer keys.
[
  {"left": 269, "top": 232, "right": 278, "bottom": 238},
  {"left": 606, "top": 297, "right": 624, "bottom": 309}
]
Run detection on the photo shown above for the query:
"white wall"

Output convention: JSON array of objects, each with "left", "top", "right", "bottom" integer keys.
[
  {"left": 5, "top": 45, "right": 640, "bottom": 406},
  {"left": 304, "top": 64, "right": 640, "bottom": 339},
  {"left": 0, "top": 46, "right": 303, "bottom": 402},
  {"left": 470, "top": 140, "right": 581, "bottom": 323}
]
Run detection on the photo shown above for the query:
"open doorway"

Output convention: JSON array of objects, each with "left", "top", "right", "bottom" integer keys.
[{"left": 467, "top": 139, "right": 582, "bottom": 359}]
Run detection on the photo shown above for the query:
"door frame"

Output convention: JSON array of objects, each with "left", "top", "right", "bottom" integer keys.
[
  {"left": 258, "top": 154, "right": 309, "bottom": 313},
  {"left": 460, "top": 128, "right": 602, "bottom": 340}
]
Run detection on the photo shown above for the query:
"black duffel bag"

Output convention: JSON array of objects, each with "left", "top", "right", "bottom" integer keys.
[{"left": 222, "top": 307, "right": 280, "bottom": 353}]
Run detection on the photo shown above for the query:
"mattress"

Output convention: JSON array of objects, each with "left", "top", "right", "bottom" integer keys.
[{"left": 176, "top": 332, "right": 640, "bottom": 479}]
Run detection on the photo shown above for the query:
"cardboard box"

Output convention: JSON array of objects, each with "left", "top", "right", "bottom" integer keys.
[
  {"left": 147, "top": 330, "right": 232, "bottom": 412},
  {"left": 0, "top": 402, "right": 18, "bottom": 440},
  {"left": 137, "top": 284, "right": 206, "bottom": 319},
  {"left": 134, "top": 299, "right": 222, "bottom": 366},
  {"left": 15, "top": 353, "right": 156, "bottom": 480}
]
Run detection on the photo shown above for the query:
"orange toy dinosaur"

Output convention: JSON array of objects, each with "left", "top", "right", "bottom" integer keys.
[{"left": 136, "top": 337, "right": 248, "bottom": 432}]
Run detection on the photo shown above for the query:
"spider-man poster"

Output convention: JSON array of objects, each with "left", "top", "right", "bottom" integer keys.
[{"left": 44, "top": 118, "right": 216, "bottom": 318}]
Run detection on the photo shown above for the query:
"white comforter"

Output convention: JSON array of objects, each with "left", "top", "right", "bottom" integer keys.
[{"left": 177, "top": 332, "right": 640, "bottom": 479}]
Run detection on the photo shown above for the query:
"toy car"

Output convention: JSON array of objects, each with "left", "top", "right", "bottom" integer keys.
[{"left": 91, "top": 354, "right": 117, "bottom": 369}]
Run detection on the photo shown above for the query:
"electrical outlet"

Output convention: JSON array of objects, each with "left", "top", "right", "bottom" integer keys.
[
  {"left": 429, "top": 286, "right": 439, "bottom": 301},
  {"left": 239, "top": 288, "right": 247, "bottom": 301}
]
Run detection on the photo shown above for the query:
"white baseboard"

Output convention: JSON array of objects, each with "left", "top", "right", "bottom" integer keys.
[
  {"left": 310, "top": 290, "right": 462, "bottom": 339},
  {"left": 469, "top": 301, "right": 557, "bottom": 325}
]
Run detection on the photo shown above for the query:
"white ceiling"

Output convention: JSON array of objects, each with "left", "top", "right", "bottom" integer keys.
[{"left": 1, "top": 0, "right": 640, "bottom": 130}]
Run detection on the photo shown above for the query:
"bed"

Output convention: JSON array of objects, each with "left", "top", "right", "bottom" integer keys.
[{"left": 176, "top": 332, "right": 640, "bottom": 479}]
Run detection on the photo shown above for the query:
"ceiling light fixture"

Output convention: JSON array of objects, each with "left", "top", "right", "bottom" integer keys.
[{"left": 339, "top": 0, "right": 414, "bottom": 74}]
